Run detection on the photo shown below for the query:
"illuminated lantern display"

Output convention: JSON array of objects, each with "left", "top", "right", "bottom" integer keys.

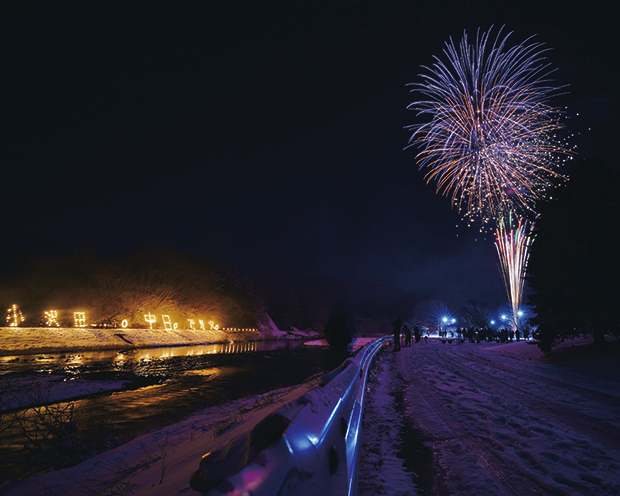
[
  {"left": 44, "top": 310, "right": 60, "bottom": 327},
  {"left": 144, "top": 313, "right": 156, "bottom": 329},
  {"left": 74, "top": 312, "right": 86, "bottom": 327},
  {"left": 162, "top": 315, "right": 173, "bottom": 331},
  {"left": 7, "top": 304, "right": 25, "bottom": 327},
  {"left": 134, "top": 313, "right": 221, "bottom": 331}
]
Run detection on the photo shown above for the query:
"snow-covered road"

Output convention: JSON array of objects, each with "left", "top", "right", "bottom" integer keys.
[{"left": 359, "top": 340, "right": 620, "bottom": 496}]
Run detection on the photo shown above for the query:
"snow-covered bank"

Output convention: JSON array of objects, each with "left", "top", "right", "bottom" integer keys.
[
  {"left": 0, "top": 373, "right": 130, "bottom": 411},
  {"left": 488, "top": 336, "right": 620, "bottom": 378},
  {"left": 303, "top": 336, "right": 378, "bottom": 351},
  {"left": 0, "top": 326, "right": 228, "bottom": 356},
  {"left": 0, "top": 321, "right": 319, "bottom": 356},
  {"left": 2, "top": 381, "right": 318, "bottom": 496},
  {"left": 7, "top": 337, "right": 618, "bottom": 495}
]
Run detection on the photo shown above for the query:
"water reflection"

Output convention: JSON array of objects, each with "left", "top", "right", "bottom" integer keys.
[
  {"left": 0, "top": 340, "right": 330, "bottom": 482},
  {"left": 0, "top": 340, "right": 305, "bottom": 374}
]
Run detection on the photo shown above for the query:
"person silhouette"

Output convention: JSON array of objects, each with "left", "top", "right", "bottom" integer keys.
[
  {"left": 392, "top": 316, "right": 402, "bottom": 351},
  {"left": 403, "top": 324, "right": 412, "bottom": 346}
]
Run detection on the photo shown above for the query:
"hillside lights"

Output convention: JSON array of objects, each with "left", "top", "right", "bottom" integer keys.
[
  {"left": 144, "top": 313, "right": 157, "bottom": 329},
  {"left": 162, "top": 315, "right": 173, "bottom": 331},
  {"left": 44, "top": 310, "right": 60, "bottom": 327},
  {"left": 74, "top": 312, "right": 87, "bottom": 327},
  {"left": 7, "top": 304, "right": 25, "bottom": 327}
]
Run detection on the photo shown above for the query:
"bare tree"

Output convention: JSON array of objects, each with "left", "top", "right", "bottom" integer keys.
[{"left": 459, "top": 301, "right": 492, "bottom": 330}]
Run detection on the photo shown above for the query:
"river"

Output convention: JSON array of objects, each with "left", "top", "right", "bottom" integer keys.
[{"left": 0, "top": 339, "right": 331, "bottom": 483}]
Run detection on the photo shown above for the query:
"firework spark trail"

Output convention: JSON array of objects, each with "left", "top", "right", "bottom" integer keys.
[
  {"left": 407, "top": 26, "right": 573, "bottom": 224},
  {"left": 495, "top": 215, "right": 534, "bottom": 328}
]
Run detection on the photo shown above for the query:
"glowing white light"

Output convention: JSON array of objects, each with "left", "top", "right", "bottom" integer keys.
[
  {"left": 44, "top": 310, "right": 59, "bottom": 327},
  {"left": 162, "top": 315, "right": 172, "bottom": 331},
  {"left": 7, "top": 304, "right": 24, "bottom": 327},
  {"left": 74, "top": 312, "right": 86, "bottom": 327},
  {"left": 496, "top": 216, "right": 534, "bottom": 329},
  {"left": 199, "top": 319, "right": 206, "bottom": 330},
  {"left": 121, "top": 319, "right": 128, "bottom": 328},
  {"left": 188, "top": 319, "right": 196, "bottom": 330},
  {"left": 144, "top": 313, "right": 157, "bottom": 329}
]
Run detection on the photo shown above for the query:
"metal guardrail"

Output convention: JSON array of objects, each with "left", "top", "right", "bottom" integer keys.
[{"left": 189, "top": 336, "right": 390, "bottom": 495}]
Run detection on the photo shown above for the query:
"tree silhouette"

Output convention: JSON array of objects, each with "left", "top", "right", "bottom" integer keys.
[
  {"left": 459, "top": 301, "right": 492, "bottom": 330},
  {"left": 0, "top": 246, "right": 263, "bottom": 329},
  {"left": 528, "top": 159, "right": 620, "bottom": 351}
]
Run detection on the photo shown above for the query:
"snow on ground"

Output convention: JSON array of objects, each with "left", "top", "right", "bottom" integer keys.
[
  {"left": 3, "top": 380, "right": 318, "bottom": 496},
  {"left": 304, "top": 336, "right": 377, "bottom": 351},
  {"left": 0, "top": 325, "right": 319, "bottom": 356},
  {"left": 358, "top": 348, "right": 421, "bottom": 495},
  {"left": 0, "top": 326, "right": 229, "bottom": 355},
  {"left": 359, "top": 337, "right": 620, "bottom": 496},
  {"left": 5, "top": 336, "right": 619, "bottom": 495},
  {"left": 0, "top": 373, "right": 129, "bottom": 411}
]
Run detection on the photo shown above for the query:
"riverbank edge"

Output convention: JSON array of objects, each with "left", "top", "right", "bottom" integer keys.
[{"left": 0, "top": 326, "right": 317, "bottom": 357}]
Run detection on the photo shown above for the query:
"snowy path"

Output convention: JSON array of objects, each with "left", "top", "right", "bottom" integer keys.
[{"left": 359, "top": 340, "right": 620, "bottom": 496}]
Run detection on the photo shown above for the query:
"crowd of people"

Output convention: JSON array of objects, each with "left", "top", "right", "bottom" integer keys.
[
  {"left": 392, "top": 317, "right": 531, "bottom": 350},
  {"left": 322, "top": 300, "right": 532, "bottom": 368},
  {"left": 459, "top": 326, "right": 531, "bottom": 343},
  {"left": 392, "top": 317, "right": 424, "bottom": 351}
]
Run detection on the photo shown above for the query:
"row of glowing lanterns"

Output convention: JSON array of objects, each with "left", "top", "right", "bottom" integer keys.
[{"left": 4, "top": 304, "right": 256, "bottom": 332}]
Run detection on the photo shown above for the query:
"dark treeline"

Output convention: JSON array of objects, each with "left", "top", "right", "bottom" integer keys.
[
  {"left": 0, "top": 245, "right": 419, "bottom": 334},
  {"left": 528, "top": 158, "right": 620, "bottom": 352},
  {"left": 0, "top": 246, "right": 262, "bottom": 329}
]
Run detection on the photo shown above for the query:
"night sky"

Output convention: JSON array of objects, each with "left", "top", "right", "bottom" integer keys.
[{"left": 3, "top": 2, "right": 618, "bottom": 313}]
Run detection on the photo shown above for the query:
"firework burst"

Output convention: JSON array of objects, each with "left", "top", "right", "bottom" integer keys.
[
  {"left": 406, "top": 26, "right": 573, "bottom": 224},
  {"left": 495, "top": 214, "right": 534, "bottom": 329}
]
